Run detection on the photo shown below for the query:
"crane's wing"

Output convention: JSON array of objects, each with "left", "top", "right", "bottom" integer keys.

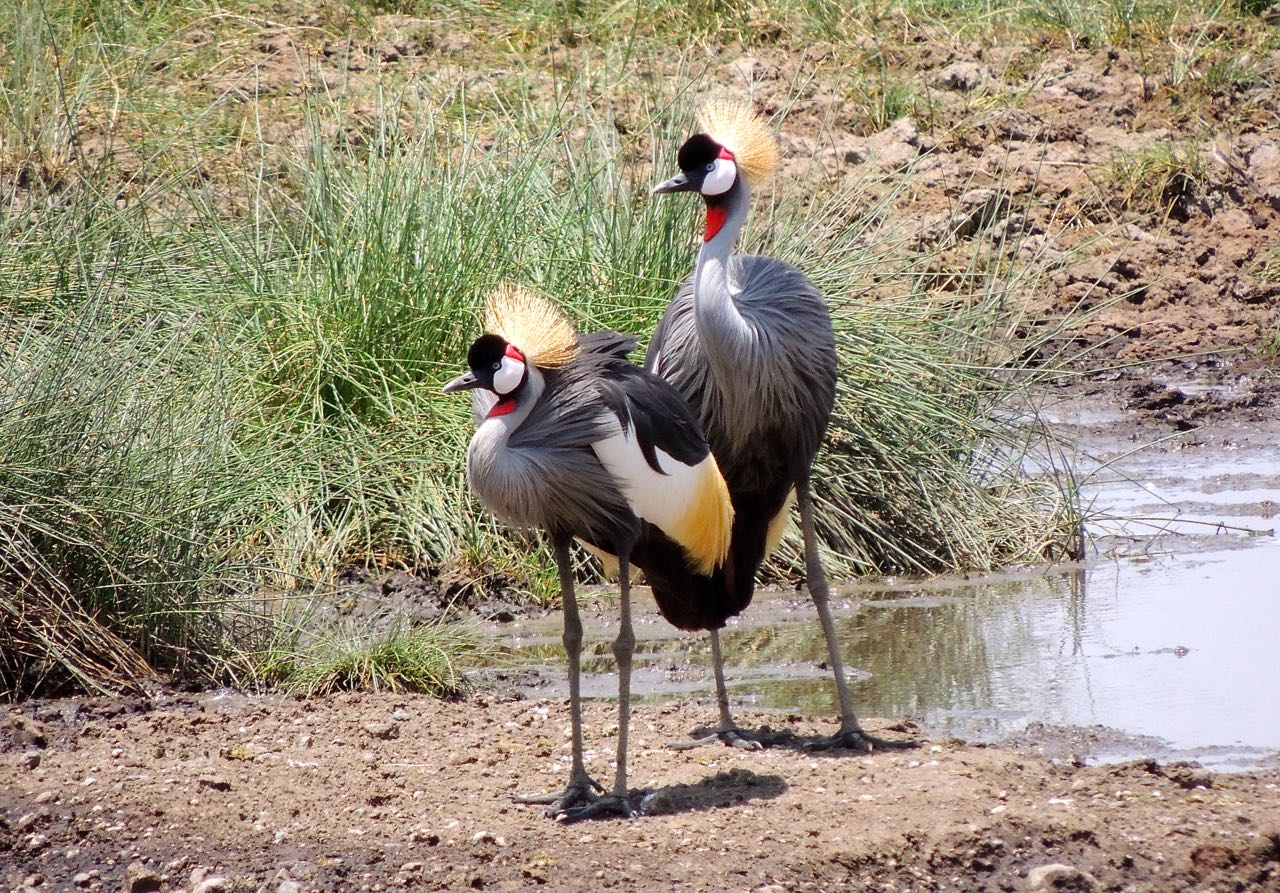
[
  {"left": 643, "top": 280, "right": 694, "bottom": 378},
  {"left": 590, "top": 367, "right": 732, "bottom": 576},
  {"left": 575, "top": 330, "right": 637, "bottom": 364}
]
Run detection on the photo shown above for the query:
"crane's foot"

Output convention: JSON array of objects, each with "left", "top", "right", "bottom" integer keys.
[
  {"left": 513, "top": 777, "right": 604, "bottom": 812},
  {"left": 668, "top": 727, "right": 762, "bottom": 751},
  {"left": 804, "top": 726, "right": 921, "bottom": 753},
  {"left": 555, "top": 794, "right": 636, "bottom": 824},
  {"left": 667, "top": 725, "right": 799, "bottom": 751}
]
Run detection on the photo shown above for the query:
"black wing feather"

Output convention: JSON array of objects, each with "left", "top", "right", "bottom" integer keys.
[
  {"left": 575, "top": 328, "right": 710, "bottom": 473},
  {"left": 574, "top": 330, "right": 637, "bottom": 365},
  {"left": 595, "top": 366, "right": 709, "bottom": 473}
]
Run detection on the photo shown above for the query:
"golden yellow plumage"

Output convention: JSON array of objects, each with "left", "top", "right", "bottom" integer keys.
[
  {"left": 697, "top": 99, "right": 781, "bottom": 186},
  {"left": 665, "top": 453, "right": 734, "bottom": 576},
  {"left": 483, "top": 284, "right": 578, "bottom": 369}
]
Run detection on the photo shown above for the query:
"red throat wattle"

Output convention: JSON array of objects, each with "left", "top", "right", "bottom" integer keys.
[
  {"left": 703, "top": 146, "right": 736, "bottom": 242},
  {"left": 704, "top": 204, "right": 728, "bottom": 242},
  {"left": 486, "top": 397, "right": 518, "bottom": 418}
]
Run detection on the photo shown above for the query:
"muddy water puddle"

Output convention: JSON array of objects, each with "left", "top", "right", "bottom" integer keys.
[{"left": 492, "top": 385, "right": 1280, "bottom": 769}]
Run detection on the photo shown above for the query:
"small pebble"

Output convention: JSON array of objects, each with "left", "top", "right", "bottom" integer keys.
[
  {"left": 1028, "top": 863, "right": 1098, "bottom": 891},
  {"left": 363, "top": 721, "right": 399, "bottom": 740}
]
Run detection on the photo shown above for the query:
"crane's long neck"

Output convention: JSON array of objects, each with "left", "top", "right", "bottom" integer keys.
[
  {"left": 469, "top": 370, "right": 545, "bottom": 466},
  {"left": 694, "top": 178, "right": 756, "bottom": 364}
]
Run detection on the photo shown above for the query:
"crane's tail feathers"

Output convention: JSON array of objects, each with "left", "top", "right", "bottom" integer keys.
[
  {"left": 666, "top": 453, "right": 734, "bottom": 576},
  {"left": 697, "top": 100, "right": 781, "bottom": 186},
  {"left": 484, "top": 284, "right": 578, "bottom": 369},
  {"left": 764, "top": 488, "right": 796, "bottom": 558}
]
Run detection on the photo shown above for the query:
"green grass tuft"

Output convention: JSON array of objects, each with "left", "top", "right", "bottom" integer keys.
[
  {"left": 1106, "top": 141, "right": 1210, "bottom": 218},
  {"left": 260, "top": 620, "right": 477, "bottom": 697}
]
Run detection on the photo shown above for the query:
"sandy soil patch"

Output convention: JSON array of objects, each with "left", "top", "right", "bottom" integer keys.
[{"left": 3, "top": 693, "right": 1278, "bottom": 892}]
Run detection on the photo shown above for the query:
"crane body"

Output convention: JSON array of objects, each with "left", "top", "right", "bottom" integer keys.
[
  {"left": 649, "top": 103, "right": 916, "bottom": 752},
  {"left": 444, "top": 285, "right": 735, "bottom": 818}
]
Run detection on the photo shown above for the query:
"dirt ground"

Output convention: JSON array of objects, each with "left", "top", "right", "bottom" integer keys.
[
  {"left": 759, "top": 43, "right": 1280, "bottom": 366},
  {"left": 3, "top": 693, "right": 1279, "bottom": 893}
]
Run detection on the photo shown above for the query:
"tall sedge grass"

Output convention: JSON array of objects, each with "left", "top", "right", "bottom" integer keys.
[{"left": 0, "top": 14, "right": 1080, "bottom": 696}]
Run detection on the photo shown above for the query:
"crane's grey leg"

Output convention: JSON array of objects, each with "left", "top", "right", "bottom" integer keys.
[
  {"left": 666, "top": 629, "right": 764, "bottom": 751},
  {"left": 797, "top": 478, "right": 919, "bottom": 753},
  {"left": 515, "top": 536, "right": 604, "bottom": 811},
  {"left": 709, "top": 628, "right": 736, "bottom": 731},
  {"left": 557, "top": 550, "right": 638, "bottom": 822}
]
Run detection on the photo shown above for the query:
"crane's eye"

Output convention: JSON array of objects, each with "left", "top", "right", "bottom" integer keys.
[
  {"left": 705, "top": 162, "right": 715, "bottom": 172},
  {"left": 491, "top": 361, "right": 502, "bottom": 371}
]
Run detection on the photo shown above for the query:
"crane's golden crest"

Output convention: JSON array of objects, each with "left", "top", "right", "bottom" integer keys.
[
  {"left": 483, "top": 284, "right": 578, "bottom": 370},
  {"left": 697, "top": 100, "right": 781, "bottom": 186}
]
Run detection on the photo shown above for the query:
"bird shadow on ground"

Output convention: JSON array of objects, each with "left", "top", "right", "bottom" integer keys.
[
  {"left": 676, "top": 720, "right": 925, "bottom": 759},
  {"left": 636, "top": 767, "right": 788, "bottom": 817}
]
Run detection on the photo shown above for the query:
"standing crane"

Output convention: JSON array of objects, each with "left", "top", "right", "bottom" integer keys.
[
  {"left": 647, "top": 101, "right": 916, "bottom": 752},
  {"left": 443, "top": 284, "right": 735, "bottom": 820}
]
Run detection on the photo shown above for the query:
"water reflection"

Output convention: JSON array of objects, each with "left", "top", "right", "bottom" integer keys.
[{"left": 504, "top": 540, "right": 1280, "bottom": 767}]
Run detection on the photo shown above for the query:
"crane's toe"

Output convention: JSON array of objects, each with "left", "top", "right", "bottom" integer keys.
[
  {"left": 554, "top": 794, "right": 636, "bottom": 823},
  {"left": 805, "top": 727, "right": 922, "bottom": 753},
  {"left": 514, "top": 778, "right": 604, "bottom": 811},
  {"left": 667, "top": 726, "right": 796, "bottom": 751}
]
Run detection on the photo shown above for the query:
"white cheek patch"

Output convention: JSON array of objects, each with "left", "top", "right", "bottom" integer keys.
[
  {"left": 492, "top": 355, "right": 525, "bottom": 395},
  {"left": 701, "top": 158, "right": 737, "bottom": 196}
]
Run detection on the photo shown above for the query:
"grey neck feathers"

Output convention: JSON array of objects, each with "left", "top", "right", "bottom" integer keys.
[{"left": 694, "top": 178, "right": 757, "bottom": 368}]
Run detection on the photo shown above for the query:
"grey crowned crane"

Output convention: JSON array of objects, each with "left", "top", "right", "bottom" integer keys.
[
  {"left": 647, "top": 101, "right": 917, "bottom": 752},
  {"left": 442, "top": 285, "right": 735, "bottom": 820}
]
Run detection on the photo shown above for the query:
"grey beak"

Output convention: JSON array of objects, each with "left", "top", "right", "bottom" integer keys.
[
  {"left": 652, "top": 172, "right": 693, "bottom": 195},
  {"left": 442, "top": 371, "right": 480, "bottom": 394}
]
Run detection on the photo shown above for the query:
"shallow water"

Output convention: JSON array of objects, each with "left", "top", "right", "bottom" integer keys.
[{"left": 496, "top": 384, "right": 1280, "bottom": 769}]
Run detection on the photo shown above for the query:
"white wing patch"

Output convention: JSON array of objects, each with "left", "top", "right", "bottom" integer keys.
[
  {"left": 593, "top": 425, "right": 699, "bottom": 530},
  {"left": 591, "top": 415, "right": 732, "bottom": 575}
]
